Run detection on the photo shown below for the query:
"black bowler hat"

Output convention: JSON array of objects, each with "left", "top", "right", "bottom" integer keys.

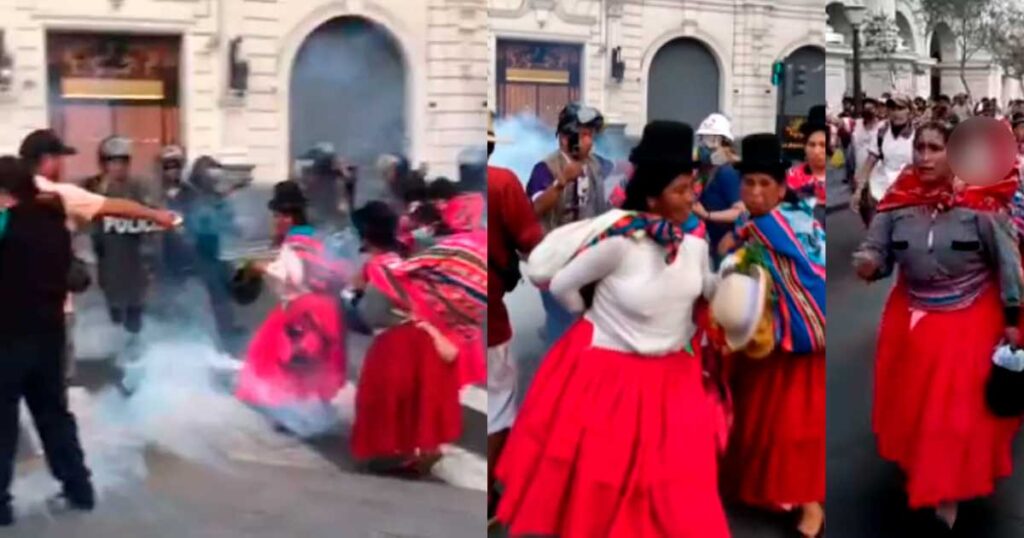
[
  {"left": 19, "top": 129, "right": 77, "bottom": 162},
  {"left": 267, "top": 180, "right": 307, "bottom": 212},
  {"left": 736, "top": 133, "right": 790, "bottom": 180},
  {"left": 628, "top": 120, "right": 696, "bottom": 172},
  {"left": 801, "top": 105, "right": 828, "bottom": 138}
]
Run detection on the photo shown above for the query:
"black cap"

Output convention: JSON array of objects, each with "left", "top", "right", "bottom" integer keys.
[{"left": 19, "top": 129, "right": 76, "bottom": 162}]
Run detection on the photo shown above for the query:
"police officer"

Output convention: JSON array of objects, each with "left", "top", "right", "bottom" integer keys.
[
  {"left": 83, "top": 137, "right": 158, "bottom": 387},
  {"left": 298, "top": 143, "right": 354, "bottom": 231}
]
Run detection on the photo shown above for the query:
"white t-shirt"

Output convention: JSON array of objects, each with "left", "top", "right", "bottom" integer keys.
[
  {"left": 851, "top": 119, "right": 882, "bottom": 174},
  {"left": 550, "top": 234, "right": 715, "bottom": 355},
  {"left": 868, "top": 125, "right": 915, "bottom": 200},
  {"left": 35, "top": 175, "right": 106, "bottom": 314}
]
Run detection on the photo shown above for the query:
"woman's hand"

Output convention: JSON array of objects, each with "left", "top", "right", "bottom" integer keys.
[
  {"left": 852, "top": 252, "right": 879, "bottom": 281},
  {"left": 717, "top": 233, "right": 737, "bottom": 256},
  {"left": 693, "top": 202, "right": 710, "bottom": 220},
  {"left": 1005, "top": 326, "right": 1021, "bottom": 348}
]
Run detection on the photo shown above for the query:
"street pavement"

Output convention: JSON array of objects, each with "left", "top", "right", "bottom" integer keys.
[
  {"left": 8, "top": 188, "right": 486, "bottom": 537},
  {"left": 826, "top": 199, "right": 1024, "bottom": 537}
]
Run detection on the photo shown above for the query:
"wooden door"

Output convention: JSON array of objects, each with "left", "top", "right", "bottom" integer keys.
[{"left": 496, "top": 39, "right": 582, "bottom": 127}]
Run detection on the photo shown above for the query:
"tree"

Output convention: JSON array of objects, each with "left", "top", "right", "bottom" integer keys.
[
  {"left": 988, "top": 3, "right": 1024, "bottom": 95},
  {"left": 860, "top": 13, "right": 902, "bottom": 90},
  {"left": 918, "top": 0, "right": 1005, "bottom": 98}
]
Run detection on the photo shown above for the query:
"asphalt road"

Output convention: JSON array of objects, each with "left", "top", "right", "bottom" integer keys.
[
  {"left": 825, "top": 205, "right": 1024, "bottom": 537},
  {"left": 8, "top": 185, "right": 486, "bottom": 538}
]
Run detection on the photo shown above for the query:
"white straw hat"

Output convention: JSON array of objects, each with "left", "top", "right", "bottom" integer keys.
[{"left": 711, "top": 265, "right": 770, "bottom": 351}]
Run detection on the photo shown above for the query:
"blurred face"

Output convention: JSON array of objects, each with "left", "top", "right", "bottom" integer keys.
[
  {"left": 103, "top": 158, "right": 130, "bottom": 181},
  {"left": 863, "top": 102, "right": 877, "bottom": 119},
  {"left": 272, "top": 211, "right": 294, "bottom": 241},
  {"left": 1015, "top": 123, "right": 1024, "bottom": 144},
  {"left": 38, "top": 155, "right": 62, "bottom": 181},
  {"left": 647, "top": 173, "right": 696, "bottom": 224},
  {"left": 888, "top": 103, "right": 910, "bottom": 125},
  {"left": 162, "top": 160, "right": 183, "bottom": 185},
  {"left": 805, "top": 131, "right": 827, "bottom": 172},
  {"left": 913, "top": 128, "right": 951, "bottom": 184},
  {"left": 741, "top": 172, "right": 786, "bottom": 216}
]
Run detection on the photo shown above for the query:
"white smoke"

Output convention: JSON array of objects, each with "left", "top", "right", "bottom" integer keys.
[
  {"left": 11, "top": 279, "right": 357, "bottom": 518},
  {"left": 490, "top": 113, "right": 634, "bottom": 194}
]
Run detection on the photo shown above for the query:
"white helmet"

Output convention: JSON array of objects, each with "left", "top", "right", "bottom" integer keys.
[{"left": 696, "top": 113, "right": 734, "bottom": 141}]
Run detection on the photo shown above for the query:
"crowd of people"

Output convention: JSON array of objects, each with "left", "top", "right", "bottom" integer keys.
[
  {"left": 488, "top": 103, "right": 827, "bottom": 537},
  {"left": 0, "top": 127, "right": 487, "bottom": 527},
  {"left": 834, "top": 90, "right": 1024, "bottom": 533}
]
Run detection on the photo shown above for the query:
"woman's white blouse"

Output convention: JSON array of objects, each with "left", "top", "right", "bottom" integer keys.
[{"left": 549, "top": 235, "right": 715, "bottom": 355}]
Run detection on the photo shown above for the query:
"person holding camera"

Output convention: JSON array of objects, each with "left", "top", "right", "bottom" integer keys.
[{"left": 525, "top": 103, "right": 613, "bottom": 347}]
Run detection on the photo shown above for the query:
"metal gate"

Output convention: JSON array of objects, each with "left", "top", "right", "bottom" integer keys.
[{"left": 647, "top": 38, "right": 720, "bottom": 128}]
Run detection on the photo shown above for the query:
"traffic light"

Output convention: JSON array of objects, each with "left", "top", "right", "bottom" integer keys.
[
  {"left": 771, "top": 61, "right": 785, "bottom": 86},
  {"left": 794, "top": 65, "right": 807, "bottom": 96}
]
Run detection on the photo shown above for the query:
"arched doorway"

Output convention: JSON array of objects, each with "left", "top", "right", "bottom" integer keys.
[
  {"left": 289, "top": 16, "right": 406, "bottom": 185},
  {"left": 779, "top": 45, "right": 826, "bottom": 118},
  {"left": 647, "top": 38, "right": 720, "bottom": 128},
  {"left": 930, "top": 23, "right": 956, "bottom": 97}
]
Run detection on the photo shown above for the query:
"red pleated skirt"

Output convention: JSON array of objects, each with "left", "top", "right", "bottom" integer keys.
[
  {"left": 874, "top": 280, "right": 1021, "bottom": 508},
  {"left": 495, "top": 319, "right": 730, "bottom": 538},
  {"left": 721, "top": 349, "right": 826, "bottom": 507},
  {"left": 236, "top": 292, "right": 346, "bottom": 407},
  {"left": 350, "top": 322, "right": 462, "bottom": 460}
]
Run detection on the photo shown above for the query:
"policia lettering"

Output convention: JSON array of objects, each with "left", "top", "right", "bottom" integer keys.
[{"left": 101, "top": 216, "right": 163, "bottom": 234}]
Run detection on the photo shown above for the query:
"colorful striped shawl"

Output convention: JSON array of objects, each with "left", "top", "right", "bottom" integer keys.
[
  {"left": 366, "top": 229, "right": 487, "bottom": 348},
  {"left": 576, "top": 211, "right": 706, "bottom": 264},
  {"left": 737, "top": 202, "right": 826, "bottom": 354}
]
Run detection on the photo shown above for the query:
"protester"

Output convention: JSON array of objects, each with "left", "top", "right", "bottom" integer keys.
[
  {"left": 484, "top": 111, "right": 544, "bottom": 525},
  {"left": 692, "top": 113, "right": 743, "bottom": 263},
  {"left": 0, "top": 156, "right": 94, "bottom": 526},
  {"left": 853, "top": 121, "right": 1023, "bottom": 531},
  {"left": 852, "top": 94, "right": 915, "bottom": 225},
  {"left": 787, "top": 106, "right": 829, "bottom": 223},
  {"left": 718, "top": 133, "right": 826, "bottom": 538},
  {"left": 353, "top": 185, "right": 487, "bottom": 473},
  {"left": 19, "top": 129, "right": 176, "bottom": 381},
  {"left": 299, "top": 143, "right": 352, "bottom": 231},
  {"left": 495, "top": 120, "right": 728, "bottom": 537},
  {"left": 235, "top": 181, "right": 348, "bottom": 436},
  {"left": 526, "top": 102, "right": 612, "bottom": 347}
]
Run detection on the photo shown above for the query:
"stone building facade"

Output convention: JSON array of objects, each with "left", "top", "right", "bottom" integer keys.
[
  {"left": 826, "top": 0, "right": 1020, "bottom": 108},
  {"left": 0, "top": 0, "right": 489, "bottom": 184},
  {"left": 488, "top": 0, "right": 827, "bottom": 139}
]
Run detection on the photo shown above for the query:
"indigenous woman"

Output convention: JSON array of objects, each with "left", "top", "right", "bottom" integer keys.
[
  {"left": 787, "top": 106, "right": 829, "bottom": 224},
  {"left": 854, "top": 121, "right": 1023, "bottom": 531},
  {"left": 235, "top": 181, "right": 348, "bottom": 437},
  {"left": 495, "top": 121, "right": 728, "bottom": 537},
  {"left": 351, "top": 188, "right": 487, "bottom": 472},
  {"left": 719, "top": 134, "right": 827, "bottom": 538}
]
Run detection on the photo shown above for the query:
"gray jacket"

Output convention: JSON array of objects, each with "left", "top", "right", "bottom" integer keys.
[{"left": 856, "top": 205, "right": 1022, "bottom": 314}]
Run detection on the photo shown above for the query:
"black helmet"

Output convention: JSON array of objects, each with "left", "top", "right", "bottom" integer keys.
[{"left": 557, "top": 102, "right": 605, "bottom": 135}]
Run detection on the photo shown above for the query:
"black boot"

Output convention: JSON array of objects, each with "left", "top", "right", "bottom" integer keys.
[
  {"left": 62, "top": 480, "right": 95, "bottom": 511},
  {"left": 0, "top": 503, "right": 12, "bottom": 526}
]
